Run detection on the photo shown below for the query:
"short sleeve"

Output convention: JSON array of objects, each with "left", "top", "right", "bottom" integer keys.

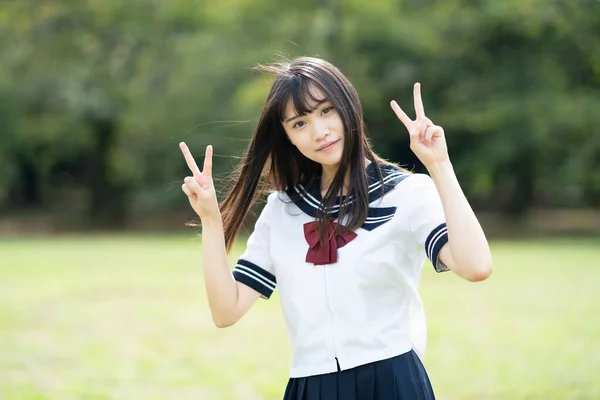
[
  {"left": 405, "top": 174, "right": 450, "bottom": 273},
  {"left": 232, "top": 192, "right": 278, "bottom": 299}
]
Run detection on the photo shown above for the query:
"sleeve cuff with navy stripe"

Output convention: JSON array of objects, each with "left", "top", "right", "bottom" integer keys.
[
  {"left": 232, "top": 259, "right": 277, "bottom": 299},
  {"left": 425, "top": 223, "right": 450, "bottom": 273}
]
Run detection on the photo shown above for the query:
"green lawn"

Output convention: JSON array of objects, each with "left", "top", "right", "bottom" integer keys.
[{"left": 1, "top": 235, "right": 599, "bottom": 400}]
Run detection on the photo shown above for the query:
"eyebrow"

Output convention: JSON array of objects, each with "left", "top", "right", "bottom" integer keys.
[{"left": 284, "top": 99, "right": 329, "bottom": 124}]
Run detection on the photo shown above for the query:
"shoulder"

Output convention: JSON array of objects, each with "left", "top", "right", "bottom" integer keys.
[
  {"left": 266, "top": 190, "right": 291, "bottom": 205},
  {"left": 261, "top": 191, "right": 291, "bottom": 214},
  {"left": 384, "top": 171, "right": 437, "bottom": 205},
  {"left": 391, "top": 170, "right": 434, "bottom": 189},
  {"left": 378, "top": 163, "right": 412, "bottom": 185},
  {"left": 400, "top": 172, "right": 435, "bottom": 189},
  {"left": 252, "top": 191, "right": 290, "bottom": 227},
  {"left": 369, "top": 163, "right": 411, "bottom": 197}
]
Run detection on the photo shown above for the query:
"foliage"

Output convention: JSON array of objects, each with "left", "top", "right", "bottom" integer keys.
[{"left": 0, "top": 0, "right": 598, "bottom": 225}]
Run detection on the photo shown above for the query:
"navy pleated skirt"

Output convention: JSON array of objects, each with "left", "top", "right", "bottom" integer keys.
[{"left": 283, "top": 350, "right": 435, "bottom": 400}]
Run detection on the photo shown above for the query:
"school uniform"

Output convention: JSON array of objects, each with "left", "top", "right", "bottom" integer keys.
[{"left": 232, "top": 163, "right": 449, "bottom": 400}]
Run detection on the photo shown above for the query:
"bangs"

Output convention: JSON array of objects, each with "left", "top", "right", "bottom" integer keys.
[{"left": 276, "top": 76, "right": 328, "bottom": 123}]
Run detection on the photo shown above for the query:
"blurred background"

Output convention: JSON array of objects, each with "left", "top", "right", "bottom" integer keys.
[
  {"left": 1, "top": 0, "right": 599, "bottom": 233},
  {"left": 1, "top": 1, "right": 599, "bottom": 399}
]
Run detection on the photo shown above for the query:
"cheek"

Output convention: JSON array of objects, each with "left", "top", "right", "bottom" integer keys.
[
  {"left": 284, "top": 130, "right": 299, "bottom": 148},
  {"left": 295, "top": 138, "right": 314, "bottom": 155},
  {"left": 287, "top": 134, "right": 310, "bottom": 153},
  {"left": 333, "top": 115, "right": 345, "bottom": 134}
]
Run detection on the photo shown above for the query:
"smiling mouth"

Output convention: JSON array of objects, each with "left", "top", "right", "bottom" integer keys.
[{"left": 317, "top": 139, "right": 339, "bottom": 151}]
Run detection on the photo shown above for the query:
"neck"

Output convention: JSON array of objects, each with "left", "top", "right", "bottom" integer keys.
[
  {"left": 320, "top": 158, "right": 372, "bottom": 197},
  {"left": 320, "top": 163, "right": 342, "bottom": 197}
]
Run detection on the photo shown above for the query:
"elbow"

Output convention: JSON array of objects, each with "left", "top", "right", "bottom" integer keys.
[
  {"left": 213, "top": 318, "right": 235, "bottom": 328},
  {"left": 465, "top": 261, "right": 493, "bottom": 282},
  {"left": 212, "top": 314, "right": 239, "bottom": 329}
]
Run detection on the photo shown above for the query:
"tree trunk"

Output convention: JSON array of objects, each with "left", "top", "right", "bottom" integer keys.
[
  {"left": 505, "top": 149, "right": 535, "bottom": 216},
  {"left": 8, "top": 154, "right": 41, "bottom": 208},
  {"left": 86, "top": 117, "right": 128, "bottom": 228}
]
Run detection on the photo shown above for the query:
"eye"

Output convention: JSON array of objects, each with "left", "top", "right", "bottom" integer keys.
[
  {"left": 322, "top": 106, "right": 335, "bottom": 115},
  {"left": 293, "top": 120, "right": 306, "bottom": 129}
]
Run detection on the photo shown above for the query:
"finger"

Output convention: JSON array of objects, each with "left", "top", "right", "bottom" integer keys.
[
  {"left": 414, "top": 83, "right": 425, "bottom": 120},
  {"left": 202, "top": 145, "right": 213, "bottom": 178},
  {"left": 425, "top": 125, "right": 437, "bottom": 144},
  {"left": 184, "top": 176, "right": 202, "bottom": 195},
  {"left": 409, "top": 119, "right": 423, "bottom": 141},
  {"left": 390, "top": 100, "right": 413, "bottom": 129},
  {"left": 180, "top": 142, "right": 202, "bottom": 177},
  {"left": 422, "top": 118, "right": 434, "bottom": 141},
  {"left": 181, "top": 183, "right": 193, "bottom": 197}
]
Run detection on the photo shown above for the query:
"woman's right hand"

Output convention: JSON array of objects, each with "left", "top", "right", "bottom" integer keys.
[{"left": 180, "top": 142, "right": 220, "bottom": 220}]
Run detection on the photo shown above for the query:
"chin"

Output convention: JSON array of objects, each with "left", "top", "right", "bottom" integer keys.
[{"left": 317, "top": 154, "right": 343, "bottom": 167}]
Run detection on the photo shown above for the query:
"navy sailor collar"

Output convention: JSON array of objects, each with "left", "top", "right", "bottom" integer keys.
[{"left": 285, "top": 163, "right": 408, "bottom": 218}]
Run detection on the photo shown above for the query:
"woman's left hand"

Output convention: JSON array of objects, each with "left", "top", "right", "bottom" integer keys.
[{"left": 390, "top": 83, "right": 449, "bottom": 168}]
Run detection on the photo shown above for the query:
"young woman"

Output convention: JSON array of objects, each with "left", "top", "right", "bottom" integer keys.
[{"left": 179, "top": 57, "right": 492, "bottom": 399}]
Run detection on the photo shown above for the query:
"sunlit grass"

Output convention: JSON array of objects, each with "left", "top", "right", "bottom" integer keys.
[{"left": 1, "top": 235, "right": 599, "bottom": 399}]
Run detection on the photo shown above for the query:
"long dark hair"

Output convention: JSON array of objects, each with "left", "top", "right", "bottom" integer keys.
[{"left": 219, "top": 57, "right": 397, "bottom": 252}]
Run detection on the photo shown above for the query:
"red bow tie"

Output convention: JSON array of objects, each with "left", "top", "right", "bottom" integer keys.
[{"left": 303, "top": 220, "right": 357, "bottom": 265}]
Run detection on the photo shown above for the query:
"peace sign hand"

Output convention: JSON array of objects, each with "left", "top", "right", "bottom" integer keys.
[
  {"left": 180, "top": 142, "right": 220, "bottom": 220},
  {"left": 390, "top": 83, "right": 449, "bottom": 169}
]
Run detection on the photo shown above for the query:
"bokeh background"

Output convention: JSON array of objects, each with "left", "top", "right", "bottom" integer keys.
[{"left": 1, "top": 1, "right": 599, "bottom": 399}]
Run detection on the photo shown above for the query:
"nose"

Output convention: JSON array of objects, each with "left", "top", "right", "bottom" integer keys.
[{"left": 313, "top": 118, "right": 330, "bottom": 140}]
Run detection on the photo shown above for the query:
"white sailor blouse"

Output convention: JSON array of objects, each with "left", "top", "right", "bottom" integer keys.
[{"left": 232, "top": 163, "right": 449, "bottom": 378}]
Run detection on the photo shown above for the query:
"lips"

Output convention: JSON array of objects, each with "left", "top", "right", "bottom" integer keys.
[{"left": 317, "top": 139, "right": 340, "bottom": 151}]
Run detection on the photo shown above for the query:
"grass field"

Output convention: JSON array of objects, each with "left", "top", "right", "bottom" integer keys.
[{"left": 1, "top": 235, "right": 599, "bottom": 400}]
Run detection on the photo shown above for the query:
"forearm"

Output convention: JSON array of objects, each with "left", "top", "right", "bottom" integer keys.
[
  {"left": 200, "top": 214, "right": 240, "bottom": 326},
  {"left": 427, "top": 161, "right": 493, "bottom": 281}
]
